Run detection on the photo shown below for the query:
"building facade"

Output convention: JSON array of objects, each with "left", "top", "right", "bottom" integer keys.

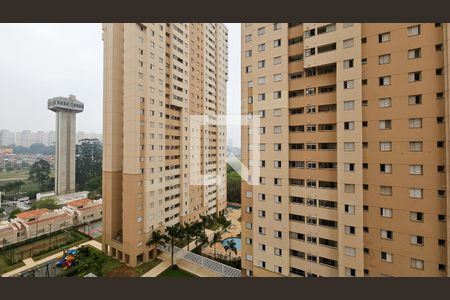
[
  {"left": 241, "top": 23, "right": 450, "bottom": 277},
  {"left": 102, "top": 23, "right": 228, "bottom": 266}
]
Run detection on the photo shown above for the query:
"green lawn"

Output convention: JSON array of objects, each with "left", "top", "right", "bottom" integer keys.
[
  {"left": 0, "top": 253, "right": 25, "bottom": 275},
  {"left": 57, "top": 246, "right": 161, "bottom": 277},
  {"left": 157, "top": 267, "right": 197, "bottom": 277},
  {"left": 206, "top": 220, "right": 223, "bottom": 231},
  {"left": 0, "top": 170, "right": 29, "bottom": 181}
]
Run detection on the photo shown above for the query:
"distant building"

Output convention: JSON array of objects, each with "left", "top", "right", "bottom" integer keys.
[
  {"left": 0, "top": 130, "right": 15, "bottom": 146},
  {"left": 76, "top": 132, "right": 102, "bottom": 144}
]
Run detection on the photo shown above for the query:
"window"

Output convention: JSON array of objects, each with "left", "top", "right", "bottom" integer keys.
[
  {"left": 379, "top": 76, "right": 391, "bottom": 86},
  {"left": 409, "top": 141, "right": 423, "bottom": 152},
  {"left": 345, "top": 247, "right": 356, "bottom": 257},
  {"left": 274, "top": 126, "right": 282, "bottom": 134},
  {"left": 273, "top": 73, "right": 282, "bottom": 82},
  {"left": 410, "top": 235, "right": 424, "bottom": 246},
  {"left": 273, "top": 23, "right": 281, "bottom": 30},
  {"left": 409, "top": 188, "right": 423, "bottom": 199},
  {"left": 245, "top": 65, "right": 252, "bottom": 73},
  {"left": 305, "top": 48, "right": 316, "bottom": 57},
  {"left": 379, "top": 120, "right": 392, "bottom": 130},
  {"left": 273, "top": 108, "right": 281, "bottom": 117},
  {"left": 409, "top": 165, "right": 423, "bottom": 175},
  {"left": 379, "top": 142, "right": 392, "bottom": 152},
  {"left": 344, "top": 80, "right": 354, "bottom": 89},
  {"left": 304, "top": 28, "right": 315, "bottom": 38},
  {"left": 258, "top": 27, "right": 265, "bottom": 35},
  {"left": 410, "top": 211, "right": 424, "bottom": 222},
  {"left": 408, "top": 48, "right": 421, "bottom": 59},
  {"left": 344, "top": 142, "right": 355, "bottom": 151},
  {"left": 344, "top": 121, "right": 355, "bottom": 131},
  {"left": 345, "top": 204, "right": 355, "bottom": 214},
  {"left": 380, "top": 186, "right": 392, "bottom": 196},
  {"left": 409, "top": 118, "right": 422, "bottom": 128},
  {"left": 411, "top": 258, "right": 424, "bottom": 270},
  {"left": 381, "top": 252, "right": 393, "bottom": 262},
  {"left": 344, "top": 163, "right": 355, "bottom": 172},
  {"left": 381, "top": 230, "right": 393, "bottom": 240},
  {"left": 343, "top": 59, "right": 354, "bottom": 69},
  {"left": 407, "top": 25, "right": 421, "bottom": 37},
  {"left": 381, "top": 208, "right": 393, "bottom": 218},
  {"left": 380, "top": 164, "right": 392, "bottom": 174},
  {"left": 273, "top": 56, "right": 282, "bottom": 65},
  {"left": 379, "top": 54, "right": 391, "bottom": 65},
  {"left": 345, "top": 184, "right": 355, "bottom": 193},
  {"left": 258, "top": 93, "right": 266, "bottom": 101},
  {"left": 361, "top": 58, "right": 367, "bottom": 65},
  {"left": 408, "top": 71, "right": 422, "bottom": 82},
  {"left": 379, "top": 97, "right": 391, "bottom": 108},
  {"left": 245, "top": 34, "right": 252, "bottom": 42},
  {"left": 408, "top": 94, "right": 422, "bottom": 105},
  {"left": 344, "top": 226, "right": 355, "bottom": 235},
  {"left": 273, "top": 39, "right": 281, "bottom": 48},
  {"left": 248, "top": 81, "right": 253, "bottom": 88},
  {"left": 343, "top": 38, "right": 354, "bottom": 48},
  {"left": 245, "top": 50, "right": 252, "bottom": 57},
  {"left": 344, "top": 100, "right": 355, "bottom": 110},
  {"left": 258, "top": 60, "right": 266, "bottom": 68},
  {"left": 379, "top": 32, "right": 390, "bottom": 43},
  {"left": 258, "top": 43, "right": 266, "bottom": 52},
  {"left": 273, "top": 91, "right": 282, "bottom": 99}
]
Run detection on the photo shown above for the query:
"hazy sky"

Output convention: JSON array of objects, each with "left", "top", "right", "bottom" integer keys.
[{"left": 0, "top": 23, "right": 241, "bottom": 147}]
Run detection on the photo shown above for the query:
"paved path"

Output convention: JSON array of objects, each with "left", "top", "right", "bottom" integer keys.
[{"left": 1, "top": 240, "right": 102, "bottom": 277}]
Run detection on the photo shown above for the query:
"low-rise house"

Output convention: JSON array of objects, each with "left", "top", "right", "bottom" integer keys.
[
  {"left": 15, "top": 208, "right": 74, "bottom": 239},
  {"left": 65, "top": 198, "right": 102, "bottom": 225}
]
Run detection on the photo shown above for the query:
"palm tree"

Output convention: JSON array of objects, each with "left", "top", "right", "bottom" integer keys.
[
  {"left": 146, "top": 230, "right": 165, "bottom": 259},
  {"left": 209, "top": 231, "right": 222, "bottom": 258},
  {"left": 163, "top": 224, "right": 183, "bottom": 269},
  {"left": 195, "top": 232, "right": 209, "bottom": 254},
  {"left": 224, "top": 239, "right": 237, "bottom": 259}
]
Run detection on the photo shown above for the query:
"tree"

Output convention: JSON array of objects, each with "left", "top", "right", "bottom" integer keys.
[
  {"left": 28, "top": 159, "right": 52, "bottom": 190},
  {"left": 194, "top": 232, "right": 209, "bottom": 255},
  {"left": 146, "top": 230, "right": 165, "bottom": 259},
  {"left": 183, "top": 222, "right": 198, "bottom": 251},
  {"left": 9, "top": 208, "right": 21, "bottom": 219},
  {"left": 30, "top": 197, "right": 60, "bottom": 210},
  {"left": 163, "top": 224, "right": 184, "bottom": 269},
  {"left": 227, "top": 168, "right": 241, "bottom": 204},
  {"left": 209, "top": 231, "right": 223, "bottom": 258},
  {"left": 76, "top": 138, "right": 102, "bottom": 193},
  {"left": 224, "top": 238, "right": 237, "bottom": 258}
]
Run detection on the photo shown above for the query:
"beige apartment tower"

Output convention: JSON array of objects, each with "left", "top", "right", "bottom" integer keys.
[
  {"left": 241, "top": 23, "right": 450, "bottom": 277},
  {"left": 102, "top": 23, "right": 228, "bottom": 266}
]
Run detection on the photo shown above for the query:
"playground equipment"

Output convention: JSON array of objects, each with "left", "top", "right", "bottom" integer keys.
[{"left": 56, "top": 249, "right": 78, "bottom": 270}]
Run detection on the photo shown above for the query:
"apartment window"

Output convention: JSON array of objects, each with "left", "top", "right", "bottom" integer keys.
[
  {"left": 273, "top": 73, "right": 282, "bottom": 82},
  {"left": 409, "top": 141, "right": 423, "bottom": 152},
  {"left": 345, "top": 247, "right": 356, "bottom": 257},
  {"left": 345, "top": 184, "right": 355, "bottom": 193},
  {"left": 410, "top": 188, "right": 423, "bottom": 199},
  {"left": 258, "top": 93, "right": 266, "bottom": 101},
  {"left": 273, "top": 91, "right": 282, "bottom": 99},
  {"left": 343, "top": 80, "right": 354, "bottom": 89},
  {"left": 379, "top": 76, "right": 391, "bottom": 86},
  {"left": 344, "top": 226, "right": 355, "bottom": 235},
  {"left": 381, "top": 230, "right": 393, "bottom": 240},
  {"left": 436, "top": 44, "right": 443, "bottom": 51},
  {"left": 378, "top": 32, "right": 391, "bottom": 43},
  {"left": 379, "top": 54, "right": 391, "bottom": 65},
  {"left": 344, "top": 163, "right": 355, "bottom": 172},
  {"left": 274, "top": 213, "right": 282, "bottom": 221},
  {"left": 411, "top": 235, "right": 424, "bottom": 246},
  {"left": 408, "top": 48, "right": 421, "bottom": 59},
  {"left": 380, "top": 164, "right": 392, "bottom": 174},
  {"left": 410, "top": 211, "right": 424, "bottom": 222},
  {"left": 274, "top": 143, "right": 282, "bottom": 151},
  {"left": 258, "top": 43, "right": 266, "bottom": 52},
  {"left": 245, "top": 65, "right": 252, "bottom": 73},
  {"left": 247, "top": 81, "right": 253, "bottom": 87},
  {"left": 273, "top": 39, "right": 281, "bottom": 48},
  {"left": 344, "top": 121, "right": 355, "bottom": 130},
  {"left": 274, "top": 195, "right": 282, "bottom": 204},
  {"left": 379, "top": 142, "right": 392, "bottom": 152},
  {"left": 245, "top": 50, "right": 252, "bottom": 57},
  {"left": 258, "top": 227, "right": 266, "bottom": 235},
  {"left": 361, "top": 58, "right": 367, "bottom": 65},
  {"left": 380, "top": 186, "right": 393, "bottom": 196},
  {"left": 258, "top": 27, "right": 265, "bottom": 35},
  {"left": 248, "top": 96, "right": 253, "bottom": 104},
  {"left": 274, "top": 178, "right": 281, "bottom": 186},
  {"left": 381, "top": 252, "right": 393, "bottom": 263},
  {"left": 305, "top": 48, "right": 316, "bottom": 57},
  {"left": 381, "top": 208, "right": 393, "bottom": 218},
  {"left": 408, "top": 94, "right": 422, "bottom": 105},
  {"left": 379, "top": 120, "right": 392, "bottom": 130},
  {"left": 409, "top": 165, "right": 423, "bottom": 175},
  {"left": 258, "top": 210, "right": 266, "bottom": 218},
  {"left": 343, "top": 38, "right": 354, "bottom": 48},
  {"left": 245, "top": 34, "right": 252, "bottom": 42},
  {"left": 408, "top": 71, "right": 422, "bottom": 82},
  {"left": 409, "top": 118, "right": 422, "bottom": 128},
  {"left": 273, "top": 56, "right": 282, "bottom": 65},
  {"left": 344, "top": 142, "right": 355, "bottom": 152},
  {"left": 245, "top": 222, "right": 252, "bottom": 229},
  {"left": 273, "top": 23, "right": 281, "bottom": 30},
  {"left": 258, "top": 76, "right": 266, "bottom": 85},
  {"left": 407, "top": 25, "right": 421, "bottom": 37},
  {"left": 411, "top": 258, "right": 424, "bottom": 270},
  {"left": 304, "top": 28, "right": 315, "bottom": 38},
  {"left": 273, "top": 108, "right": 282, "bottom": 117},
  {"left": 379, "top": 97, "right": 391, "bottom": 108},
  {"left": 258, "top": 60, "right": 266, "bottom": 68},
  {"left": 344, "top": 100, "right": 355, "bottom": 110},
  {"left": 343, "top": 59, "right": 354, "bottom": 69},
  {"left": 345, "top": 204, "right": 355, "bottom": 214}
]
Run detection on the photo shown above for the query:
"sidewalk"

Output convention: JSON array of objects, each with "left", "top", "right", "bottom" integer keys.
[{"left": 2, "top": 240, "right": 102, "bottom": 277}]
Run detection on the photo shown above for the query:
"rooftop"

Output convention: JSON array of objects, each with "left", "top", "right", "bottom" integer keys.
[
  {"left": 16, "top": 208, "right": 49, "bottom": 220},
  {"left": 67, "top": 198, "right": 91, "bottom": 207}
]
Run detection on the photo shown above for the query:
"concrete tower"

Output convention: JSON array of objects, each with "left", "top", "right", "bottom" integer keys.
[{"left": 48, "top": 95, "right": 84, "bottom": 195}]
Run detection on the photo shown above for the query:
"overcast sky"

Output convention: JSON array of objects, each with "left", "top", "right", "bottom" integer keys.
[{"left": 0, "top": 23, "right": 241, "bottom": 147}]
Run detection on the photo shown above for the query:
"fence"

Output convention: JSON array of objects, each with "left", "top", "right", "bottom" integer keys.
[{"left": 158, "top": 244, "right": 241, "bottom": 277}]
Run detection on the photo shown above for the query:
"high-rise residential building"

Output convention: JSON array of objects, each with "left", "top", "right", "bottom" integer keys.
[
  {"left": 102, "top": 23, "right": 228, "bottom": 266},
  {"left": 241, "top": 23, "right": 450, "bottom": 277},
  {"left": 48, "top": 95, "right": 84, "bottom": 195},
  {"left": 0, "top": 129, "right": 15, "bottom": 146}
]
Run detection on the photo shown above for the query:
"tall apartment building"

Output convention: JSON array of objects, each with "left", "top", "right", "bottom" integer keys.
[
  {"left": 0, "top": 129, "right": 15, "bottom": 146},
  {"left": 102, "top": 23, "right": 228, "bottom": 266},
  {"left": 241, "top": 23, "right": 450, "bottom": 277}
]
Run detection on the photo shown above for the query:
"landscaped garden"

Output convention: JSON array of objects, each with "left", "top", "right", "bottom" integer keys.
[
  {"left": 157, "top": 266, "right": 197, "bottom": 277},
  {"left": 57, "top": 245, "right": 161, "bottom": 277}
]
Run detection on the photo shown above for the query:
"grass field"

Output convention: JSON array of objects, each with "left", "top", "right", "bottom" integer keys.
[
  {"left": 0, "top": 170, "right": 29, "bottom": 181},
  {"left": 0, "top": 253, "right": 25, "bottom": 275},
  {"left": 157, "top": 267, "right": 197, "bottom": 277}
]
